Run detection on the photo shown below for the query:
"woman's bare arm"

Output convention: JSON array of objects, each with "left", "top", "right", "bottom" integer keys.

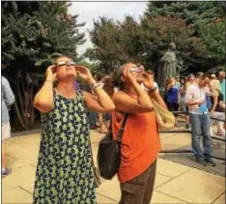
[
  {"left": 83, "top": 89, "right": 115, "bottom": 113},
  {"left": 34, "top": 66, "right": 55, "bottom": 113},
  {"left": 210, "top": 90, "right": 219, "bottom": 113},
  {"left": 113, "top": 68, "right": 153, "bottom": 113}
]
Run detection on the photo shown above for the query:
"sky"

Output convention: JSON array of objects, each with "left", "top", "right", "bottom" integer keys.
[{"left": 68, "top": 1, "right": 148, "bottom": 56}]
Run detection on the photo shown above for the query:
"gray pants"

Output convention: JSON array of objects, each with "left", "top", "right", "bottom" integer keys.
[
  {"left": 189, "top": 113, "right": 213, "bottom": 160},
  {"left": 119, "top": 160, "right": 157, "bottom": 204}
]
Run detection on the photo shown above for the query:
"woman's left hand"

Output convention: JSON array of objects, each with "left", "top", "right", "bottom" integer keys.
[
  {"left": 143, "top": 72, "right": 155, "bottom": 90},
  {"left": 75, "top": 65, "right": 95, "bottom": 84}
]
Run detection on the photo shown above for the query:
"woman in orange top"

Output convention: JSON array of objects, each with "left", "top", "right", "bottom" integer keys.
[{"left": 112, "top": 63, "right": 167, "bottom": 204}]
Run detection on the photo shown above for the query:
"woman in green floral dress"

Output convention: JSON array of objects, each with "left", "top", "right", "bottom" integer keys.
[{"left": 33, "top": 56, "right": 115, "bottom": 204}]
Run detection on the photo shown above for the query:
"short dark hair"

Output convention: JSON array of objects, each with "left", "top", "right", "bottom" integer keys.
[
  {"left": 96, "top": 74, "right": 103, "bottom": 81},
  {"left": 112, "top": 66, "right": 124, "bottom": 90},
  {"left": 113, "top": 63, "right": 133, "bottom": 90}
]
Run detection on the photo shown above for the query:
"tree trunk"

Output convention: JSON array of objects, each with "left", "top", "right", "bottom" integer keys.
[
  {"left": 16, "top": 69, "right": 28, "bottom": 129},
  {"left": 14, "top": 69, "right": 36, "bottom": 130},
  {"left": 14, "top": 100, "right": 26, "bottom": 129}
]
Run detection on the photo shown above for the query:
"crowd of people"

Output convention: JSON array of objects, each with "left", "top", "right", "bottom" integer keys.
[
  {"left": 1, "top": 58, "right": 225, "bottom": 204},
  {"left": 89, "top": 69, "right": 226, "bottom": 139},
  {"left": 164, "top": 71, "right": 225, "bottom": 138}
]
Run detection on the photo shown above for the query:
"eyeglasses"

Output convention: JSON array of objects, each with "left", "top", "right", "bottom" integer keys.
[
  {"left": 130, "top": 67, "right": 139, "bottom": 73},
  {"left": 56, "top": 61, "right": 76, "bottom": 67}
]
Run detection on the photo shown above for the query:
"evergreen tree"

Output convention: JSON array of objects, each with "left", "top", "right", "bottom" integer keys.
[
  {"left": 1, "top": 1, "right": 85, "bottom": 130},
  {"left": 89, "top": 17, "right": 122, "bottom": 73},
  {"left": 88, "top": 14, "right": 207, "bottom": 74},
  {"left": 85, "top": 2, "right": 225, "bottom": 75},
  {"left": 144, "top": 1, "right": 226, "bottom": 69}
]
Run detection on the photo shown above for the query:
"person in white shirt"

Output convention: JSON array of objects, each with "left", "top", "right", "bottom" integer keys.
[
  {"left": 2, "top": 76, "right": 15, "bottom": 177},
  {"left": 185, "top": 74, "right": 216, "bottom": 166}
]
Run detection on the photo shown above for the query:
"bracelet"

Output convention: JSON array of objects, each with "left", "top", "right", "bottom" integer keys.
[
  {"left": 90, "top": 82, "right": 102, "bottom": 91},
  {"left": 92, "top": 83, "right": 102, "bottom": 91},
  {"left": 149, "top": 86, "right": 157, "bottom": 93},
  {"left": 90, "top": 82, "right": 97, "bottom": 89}
]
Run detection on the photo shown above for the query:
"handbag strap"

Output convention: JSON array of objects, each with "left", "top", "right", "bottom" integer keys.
[
  {"left": 88, "top": 135, "right": 95, "bottom": 167},
  {"left": 117, "top": 113, "right": 129, "bottom": 142}
]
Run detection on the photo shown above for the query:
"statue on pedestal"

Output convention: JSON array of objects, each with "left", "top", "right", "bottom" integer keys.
[{"left": 157, "top": 42, "right": 181, "bottom": 91}]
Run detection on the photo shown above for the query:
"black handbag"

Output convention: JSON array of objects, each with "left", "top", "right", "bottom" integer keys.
[{"left": 97, "top": 114, "right": 128, "bottom": 180}]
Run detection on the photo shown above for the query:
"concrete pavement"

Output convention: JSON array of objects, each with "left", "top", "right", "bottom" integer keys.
[{"left": 2, "top": 130, "right": 225, "bottom": 204}]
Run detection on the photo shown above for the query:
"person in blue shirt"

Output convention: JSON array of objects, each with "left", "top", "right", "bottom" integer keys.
[
  {"left": 166, "top": 77, "right": 180, "bottom": 126},
  {"left": 1, "top": 76, "right": 15, "bottom": 177}
]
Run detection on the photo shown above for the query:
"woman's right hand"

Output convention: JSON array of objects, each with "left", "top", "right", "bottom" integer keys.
[
  {"left": 45, "top": 65, "right": 56, "bottom": 81},
  {"left": 122, "top": 67, "right": 136, "bottom": 84},
  {"left": 75, "top": 65, "right": 95, "bottom": 85}
]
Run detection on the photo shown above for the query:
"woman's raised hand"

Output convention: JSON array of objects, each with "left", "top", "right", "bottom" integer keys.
[
  {"left": 122, "top": 67, "right": 136, "bottom": 83},
  {"left": 46, "top": 65, "right": 57, "bottom": 81},
  {"left": 75, "top": 65, "right": 95, "bottom": 84},
  {"left": 143, "top": 72, "right": 155, "bottom": 90}
]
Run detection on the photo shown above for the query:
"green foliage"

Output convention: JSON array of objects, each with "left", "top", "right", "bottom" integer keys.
[
  {"left": 76, "top": 58, "right": 101, "bottom": 74},
  {"left": 145, "top": 2, "right": 225, "bottom": 25},
  {"left": 87, "top": 15, "right": 206, "bottom": 73},
  {"left": 199, "top": 19, "right": 225, "bottom": 62},
  {"left": 1, "top": 1, "right": 85, "bottom": 130},
  {"left": 144, "top": 1, "right": 226, "bottom": 68},
  {"left": 87, "top": 1, "right": 225, "bottom": 74},
  {"left": 88, "top": 16, "right": 146, "bottom": 73},
  {"left": 74, "top": 59, "right": 101, "bottom": 91},
  {"left": 1, "top": 1, "right": 85, "bottom": 71},
  {"left": 89, "top": 17, "right": 122, "bottom": 73}
]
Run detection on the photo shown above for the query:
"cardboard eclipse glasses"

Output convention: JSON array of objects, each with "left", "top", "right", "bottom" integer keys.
[
  {"left": 53, "top": 61, "right": 77, "bottom": 72},
  {"left": 55, "top": 61, "right": 76, "bottom": 67}
]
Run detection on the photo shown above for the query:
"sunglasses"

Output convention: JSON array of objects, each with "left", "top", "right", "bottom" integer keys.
[{"left": 56, "top": 61, "right": 76, "bottom": 67}]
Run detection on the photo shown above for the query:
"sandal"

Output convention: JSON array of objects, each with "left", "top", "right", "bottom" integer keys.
[{"left": 2, "top": 168, "right": 12, "bottom": 178}]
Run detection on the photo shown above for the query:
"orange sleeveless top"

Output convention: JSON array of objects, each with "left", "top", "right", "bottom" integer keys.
[{"left": 112, "top": 111, "right": 161, "bottom": 183}]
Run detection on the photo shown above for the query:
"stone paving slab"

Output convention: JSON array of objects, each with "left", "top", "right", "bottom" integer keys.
[
  {"left": 2, "top": 165, "right": 36, "bottom": 192},
  {"left": 2, "top": 131, "right": 225, "bottom": 204},
  {"left": 156, "top": 158, "right": 191, "bottom": 178},
  {"left": 96, "top": 177, "right": 121, "bottom": 201},
  {"left": 6, "top": 153, "right": 38, "bottom": 169},
  {"left": 2, "top": 187, "right": 32, "bottom": 204},
  {"left": 156, "top": 168, "right": 225, "bottom": 204},
  {"left": 151, "top": 191, "right": 188, "bottom": 204},
  {"left": 160, "top": 133, "right": 191, "bottom": 150},
  {"left": 20, "top": 182, "right": 34, "bottom": 194},
  {"left": 160, "top": 154, "right": 225, "bottom": 177},
  {"left": 96, "top": 193, "right": 117, "bottom": 203},
  {"left": 95, "top": 172, "right": 174, "bottom": 202},
  {"left": 213, "top": 193, "right": 225, "bottom": 204}
]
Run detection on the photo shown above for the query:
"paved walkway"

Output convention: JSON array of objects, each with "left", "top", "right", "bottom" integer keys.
[{"left": 2, "top": 130, "right": 225, "bottom": 204}]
